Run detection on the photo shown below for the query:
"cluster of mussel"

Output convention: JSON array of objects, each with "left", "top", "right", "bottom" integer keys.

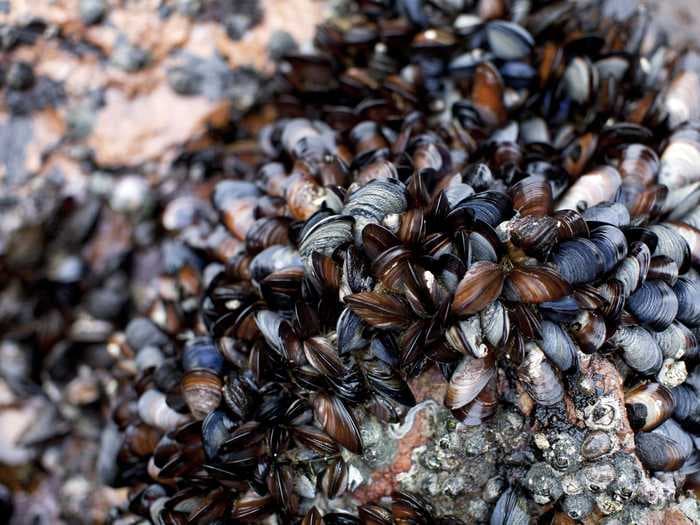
[{"left": 105, "top": 0, "right": 700, "bottom": 523}]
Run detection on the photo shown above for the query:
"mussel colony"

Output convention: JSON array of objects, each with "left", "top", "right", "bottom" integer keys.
[{"left": 3, "top": 0, "right": 700, "bottom": 523}]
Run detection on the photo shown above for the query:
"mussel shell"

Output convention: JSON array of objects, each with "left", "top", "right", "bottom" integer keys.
[
  {"left": 451, "top": 261, "right": 504, "bottom": 316},
  {"left": 554, "top": 166, "right": 621, "bottom": 212},
  {"left": 457, "top": 191, "right": 512, "bottom": 227},
  {"left": 502, "top": 265, "right": 570, "bottom": 304},
  {"left": 568, "top": 310, "right": 607, "bottom": 354},
  {"left": 613, "top": 241, "right": 650, "bottom": 297},
  {"left": 647, "top": 255, "right": 679, "bottom": 286},
  {"left": 359, "top": 504, "right": 393, "bottom": 525},
  {"left": 508, "top": 215, "right": 558, "bottom": 258},
  {"left": 249, "top": 245, "right": 304, "bottom": 286},
  {"left": 670, "top": 384, "right": 700, "bottom": 430},
  {"left": 446, "top": 315, "right": 488, "bottom": 358},
  {"left": 299, "top": 214, "right": 354, "bottom": 261},
  {"left": 319, "top": 458, "right": 349, "bottom": 499},
  {"left": 182, "top": 370, "right": 223, "bottom": 420},
  {"left": 343, "top": 178, "right": 407, "bottom": 242},
  {"left": 673, "top": 277, "right": 700, "bottom": 327},
  {"left": 490, "top": 488, "right": 529, "bottom": 525},
  {"left": 554, "top": 209, "right": 589, "bottom": 240},
  {"left": 202, "top": 409, "right": 236, "bottom": 459},
  {"left": 245, "top": 217, "right": 291, "bottom": 253},
  {"left": 138, "top": 390, "right": 190, "bottom": 431},
  {"left": 583, "top": 202, "right": 630, "bottom": 228},
  {"left": 552, "top": 238, "right": 605, "bottom": 284},
  {"left": 653, "top": 321, "right": 698, "bottom": 360},
  {"left": 627, "top": 281, "right": 679, "bottom": 332},
  {"left": 659, "top": 125, "right": 700, "bottom": 190},
  {"left": 452, "top": 377, "right": 497, "bottom": 426},
  {"left": 480, "top": 300, "right": 510, "bottom": 349},
  {"left": 485, "top": 20, "right": 534, "bottom": 61},
  {"left": 313, "top": 394, "right": 362, "bottom": 454},
  {"left": 182, "top": 337, "right": 224, "bottom": 374},
  {"left": 609, "top": 326, "right": 663, "bottom": 375},
  {"left": 646, "top": 224, "right": 691, "bottom": 273},
  {"left": 517, "top": 343, "right": 564, "bottom": 406},
  {"left": 336, "top": 307, "right": 368, "bottom": 355},
  {"left": 625, "top": 382, "right": 675, "bottom": 432},
  {"left": 540, "top": 320, "right": 578, "bottom": 373},
  {"left": 563, "top": 56, "right": 598, "bottom": 104},
  {"left": 509, "top": 175, "right": 552, "bottom": 217},
  {"left": 589, "top": 225, "right": 628, "bottom": 273},
  {"left": 445, "top": 352, "right": 496, "bottom": 410},
  {"left": 635, "top": 419, "right": 694, "bottom": 472}
]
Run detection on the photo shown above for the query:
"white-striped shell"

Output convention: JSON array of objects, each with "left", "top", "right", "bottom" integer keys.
[
  {"left": 665, "top": 71, "right": 700, "bottom": 129},
  {"left": 658, "top": 135, "right": 700, "bottom": 190},
  {"left": 138, "top": 389, "right": 190, "bottom": 431},
  {"left": 555, "top": 166, "right": 622, "bottom": 212}
]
